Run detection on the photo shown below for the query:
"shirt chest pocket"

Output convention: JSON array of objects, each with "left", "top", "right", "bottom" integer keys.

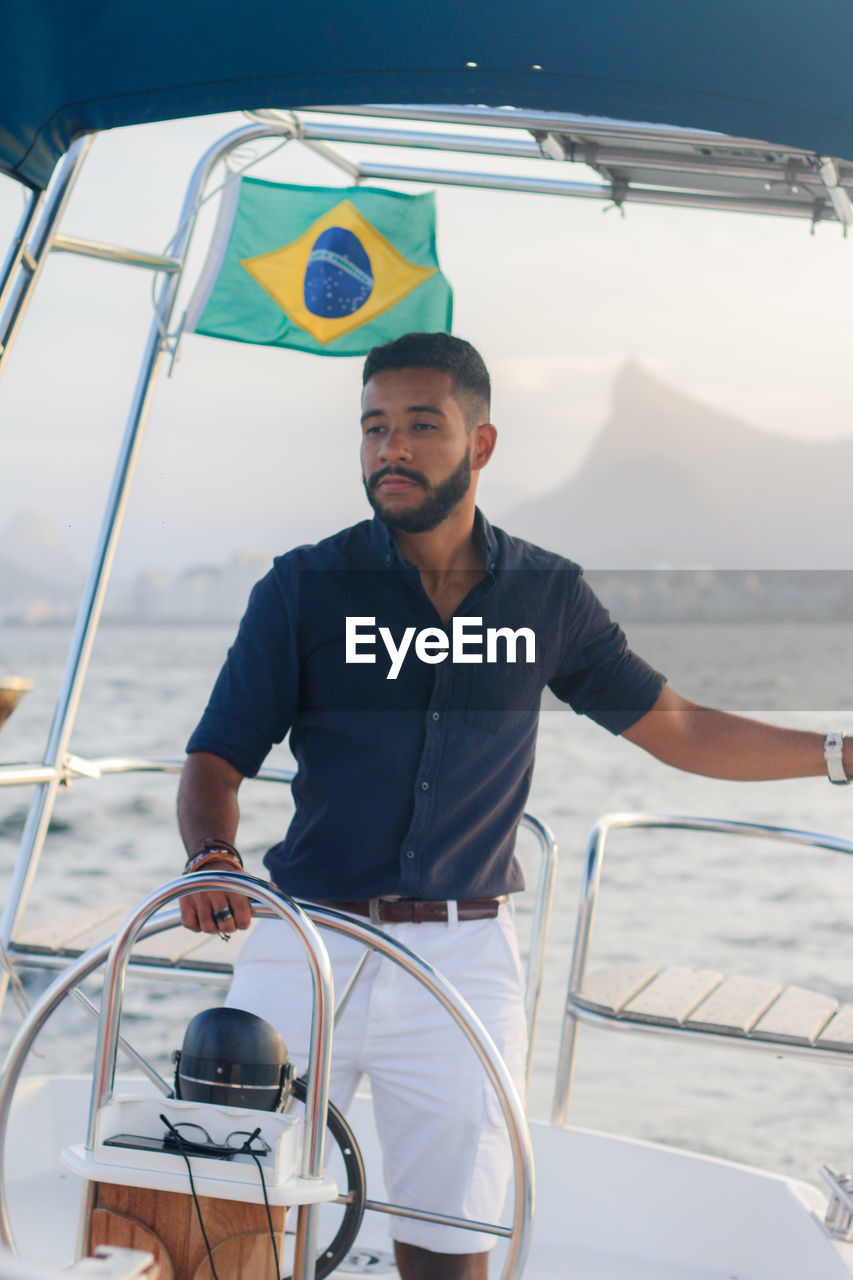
[{"left": 463, "top": 662, "right": 543, "bottom": 736}]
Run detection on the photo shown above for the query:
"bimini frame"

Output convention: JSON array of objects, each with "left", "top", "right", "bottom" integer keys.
[{"left": 2, "top": 104, "right": 853, "bottom": 1008}]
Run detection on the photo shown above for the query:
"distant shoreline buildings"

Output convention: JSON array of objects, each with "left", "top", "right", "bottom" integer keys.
[
  {"left": 123, "top": 549, "right": 273, "bottom": 624},
  {"left": 0, "top": 543, "right": 274, "bottom": 627},
  {"left": 4, "top": 562, "right": 853, "bottom": 626}
]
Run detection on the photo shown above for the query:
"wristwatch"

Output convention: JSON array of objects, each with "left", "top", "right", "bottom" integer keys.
[{"left": 824, "top": 731, "right": 850, "bottom": 785}]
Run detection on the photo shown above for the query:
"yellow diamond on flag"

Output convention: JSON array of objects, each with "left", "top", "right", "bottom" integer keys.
[{"left": 240, "top": 199, "right": 437, "bottom": 345}]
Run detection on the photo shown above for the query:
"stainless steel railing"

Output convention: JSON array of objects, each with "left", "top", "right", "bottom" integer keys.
[{"left": 551, "top": 811, "right": 853, "bottom": 1124}]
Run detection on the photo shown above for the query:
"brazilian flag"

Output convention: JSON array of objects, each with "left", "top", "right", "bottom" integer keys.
[{"left": 185, "top": 178, "right": 453, "bottom": 356}]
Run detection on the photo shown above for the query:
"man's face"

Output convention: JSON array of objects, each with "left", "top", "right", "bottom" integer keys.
[{"left": 360, "top": 366, "right": 477, "bottom": 533}]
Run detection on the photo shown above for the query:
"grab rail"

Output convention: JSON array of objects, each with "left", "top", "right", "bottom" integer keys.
[
  {"left": 87, "top": 874, "right": 333, "bottom": 1280},
  {"left": 551, "top": 811, "right": 853, "bottom": 1124}
]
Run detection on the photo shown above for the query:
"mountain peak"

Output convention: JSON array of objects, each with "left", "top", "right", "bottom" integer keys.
[
  {"left": 611, "top": 360, "right": 698, "bottom": 415},
  {"left": 584, "top": 361, "right": 769, "bottom": 480},
  {"left": 505, "top": 362, "right": 853, "bottom": 568}
]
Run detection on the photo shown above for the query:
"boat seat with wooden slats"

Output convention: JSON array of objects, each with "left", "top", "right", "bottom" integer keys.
[
  {"left": 9, "top": 907, "right": 255, "bottom": 977},
  {"left": 571, "top": 963, "right": 853, "bottom": 1058}
]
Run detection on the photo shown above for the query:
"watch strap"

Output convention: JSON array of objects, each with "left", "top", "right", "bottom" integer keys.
[{"left": 824, "top": 731, "right": 849, "bottom": 785}]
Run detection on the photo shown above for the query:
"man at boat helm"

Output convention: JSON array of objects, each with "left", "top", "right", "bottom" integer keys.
[{"left": 178, "top": 332, "right": 853, "bottom": 1280}]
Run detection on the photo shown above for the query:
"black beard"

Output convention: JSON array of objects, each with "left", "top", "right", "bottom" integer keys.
[{"left": 363, "top": 453, "right": 472, "bottom": 533}]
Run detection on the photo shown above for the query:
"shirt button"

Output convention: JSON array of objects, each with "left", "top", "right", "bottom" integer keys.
[
  {"left": 406, "top": 849, "right": 415, "bottom": 860},
  {"left": 384, "top": 554, "right": 392, "bottom": 565},
  {"left": 420, "top": 781, "right": 429, "bottom": 791},
  {"left": 432, "top": 711, "right": 440, "bottom": 721}
]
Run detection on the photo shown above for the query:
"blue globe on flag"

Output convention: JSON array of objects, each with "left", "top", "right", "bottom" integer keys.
[{"left": 303, "top": 226, "right": 374, "bottom": 317}]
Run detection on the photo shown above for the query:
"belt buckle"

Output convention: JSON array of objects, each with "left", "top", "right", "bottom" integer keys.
[{"left": 368, "top": 898, "right": 382, "bottom": 925}]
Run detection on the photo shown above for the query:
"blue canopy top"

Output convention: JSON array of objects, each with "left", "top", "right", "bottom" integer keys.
[{"left": 4, "top": 0, "right": 853, "bottom": 190}]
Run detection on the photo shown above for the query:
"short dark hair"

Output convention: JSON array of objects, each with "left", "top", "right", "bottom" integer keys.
[{"left": 362, "top": 332, "right": 490, "bottom": 425}]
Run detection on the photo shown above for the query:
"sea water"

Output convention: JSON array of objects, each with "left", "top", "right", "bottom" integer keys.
[{"left": 2, "top": 619, "right": 853, "bottom": 1185}]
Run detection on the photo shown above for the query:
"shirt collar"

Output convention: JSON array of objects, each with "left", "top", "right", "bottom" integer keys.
[
  {"left": 368, "top": 508, "right": 499, "bottom": 572},
  {"left": 368, "top": 513, "right": 404, "bottom": 567},
  {"left": 475, "top": 508, "right": 499, "bottom": 573}
]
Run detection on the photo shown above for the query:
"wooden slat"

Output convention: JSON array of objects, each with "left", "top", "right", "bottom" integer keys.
[
  {"left": 13, "top": 906, "right": 128, "bottom": 953},
  {"left": 684, "top": 975, "right": 783, "bottom": 1035},
  {"left": 10, "top": 907, "right": 252, "bottom": 974},
  {"left": 752, "top": 985, "right": 838, "bottom": 1045},
  {"left": 573, "top": 959, "right": 853, "bottom": 1058},
  {"left": 132, "top": 928, "right": 218, "bottom": 964},
  {"left": 57, "top": 908, "right": 129, "bottom": 955},
  {"left": 623, "top": 966, "right": 723, "bottom": 1026},
  {"left": 575, "top": 964, "right": 659, "bottom": 1015},
  {"left": 816, "top": 1003, "right": 853, "bottom": 1052}
]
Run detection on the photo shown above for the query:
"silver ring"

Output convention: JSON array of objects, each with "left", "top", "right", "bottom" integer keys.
[{"left": 212, "top": 906, "right": 234, "bottom": 923}]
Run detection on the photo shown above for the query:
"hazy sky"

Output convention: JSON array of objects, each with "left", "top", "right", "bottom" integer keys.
[{"left": 3, "top": 109, "right": 853, "bottom": 577}]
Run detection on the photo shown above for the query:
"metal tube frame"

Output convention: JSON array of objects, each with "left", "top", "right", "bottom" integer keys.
[
  {"left": 353, "top": 161, "right": 827, "bottom": 219},
  {"left": 0, "top": 136, "right": 94, "bottom": 371},
  {"left": 68, "top": 985, "right": 171, "bottom": 1097},
  {"left": 305, "top": 102, "right": 795, "bottom": 152},
  {"left": 0, "top": 118, "right": 300, "bottom": 1014},
  {"left": 0, "top": 892, "right": 533, "bottom": 1280},
  {"left": 551, "top": 812, "right": 853, "bottom": 1124},
  {"left": 287, "top": 118, "right": 832, "bottom": 185},
  {"left": 251, "top": 109, "right": 837, "bottom": 220},
  {"left": 51, "top": 235, "right": 182, "bottom": 272},
  {"left": 518, "top": 812, "right": 557, "bottom": 1096},
  {"left": 0, "top": 188, "right": 45, "bottom": 321}
]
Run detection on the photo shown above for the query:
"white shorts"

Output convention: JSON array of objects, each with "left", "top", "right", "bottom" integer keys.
[{"left": 226, "top": 903, "right": 528, "bottom": 1254}]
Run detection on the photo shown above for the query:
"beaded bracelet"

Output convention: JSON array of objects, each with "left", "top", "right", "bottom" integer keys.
[{"left": 183, "top": 840, "right": 244, "bottom": 875}]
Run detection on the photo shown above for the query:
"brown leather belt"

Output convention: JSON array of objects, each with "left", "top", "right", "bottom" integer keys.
[{"left": 318, "top": 896, "right": 505, "bottom": 923}]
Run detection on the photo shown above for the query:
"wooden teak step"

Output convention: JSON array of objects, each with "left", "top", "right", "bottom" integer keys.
[
  {"left": 10, "top": 909, "right": 256, "bottom": 974},
  {"left": 574, "top": 963, "right": 853, "bottom": 1052}
]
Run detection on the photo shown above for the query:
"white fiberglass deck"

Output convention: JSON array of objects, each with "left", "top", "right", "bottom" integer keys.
[{"left": 5, "top": 1077, "right": 853, "bottom": 1280}]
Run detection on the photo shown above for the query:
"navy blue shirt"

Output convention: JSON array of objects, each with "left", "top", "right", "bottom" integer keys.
[{"left": 186, "top": 512, "right": 664, "bottom": 899}]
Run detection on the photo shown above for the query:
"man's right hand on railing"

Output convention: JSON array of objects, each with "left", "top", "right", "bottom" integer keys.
[{"left": 177, "top": 751, "right": 253, "bottom": 936}]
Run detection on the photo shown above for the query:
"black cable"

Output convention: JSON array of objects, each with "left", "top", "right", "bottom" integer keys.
[
  {"left": 155, "top": 1107, "right": 355, "bottom": 1280},
  {"left": 159, "top": 1113, "right": 221, "bottom": 1280},
  {"left": 238, "top": 1127, "right": 281, "bottom": 1280}
]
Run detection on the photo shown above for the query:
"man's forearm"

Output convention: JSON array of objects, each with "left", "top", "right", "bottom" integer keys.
[
  {"left": 177, "top": 751, "right": 244, "bottom": 854},
  {"left": 623, "top": 687, "right": 852, "bottom": 782},
  {"left": 177, "top": 751, "right": 252, "bottom": 933}
]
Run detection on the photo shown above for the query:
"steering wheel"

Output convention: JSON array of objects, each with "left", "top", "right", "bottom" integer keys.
[
  {"left": 285, "top": 1075, "right": 366, "bottom": 1280},
  {"left": 0, "top": 883, "right": 532, "bottom": 1280}
]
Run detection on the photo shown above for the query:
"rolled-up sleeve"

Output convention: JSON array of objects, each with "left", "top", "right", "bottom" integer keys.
[
  {"left": 186, "top": 560, "right": 300, "bottom": 776},
  {"left": 548, "top": 573, "right": 665, "bottom": 734}
]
